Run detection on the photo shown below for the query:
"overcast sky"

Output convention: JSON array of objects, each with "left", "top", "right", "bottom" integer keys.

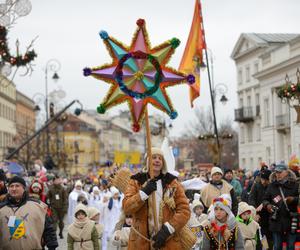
[{"left": 8, "top": 0, "right": 300, "bottom": 136}]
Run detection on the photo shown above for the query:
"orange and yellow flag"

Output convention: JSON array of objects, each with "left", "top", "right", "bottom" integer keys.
[{"left": 179, "top": 0, "right": 206, "bottom": 107}]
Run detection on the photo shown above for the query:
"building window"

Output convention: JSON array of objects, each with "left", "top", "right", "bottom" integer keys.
[
  {"left": 256, "top": 123, "right": 261, "bottom": 141},
  {"left": 246, "top": 66, "right": 250, "bottom": 82},
  {"left": 248, "top": 124, "right": 253, "bottom": 142},
  {"left": 288, "top": 145, "right": 291, "bottom": 158},
  {"left": 238, "top": 69, "right": 243, "bottom": 85},
  {"left": 247, "top": 96, "right": 251, "bottom": 107},
  {"left": 264, "top": 98, "right": 270, "bottom": 126},
  {"left": 240, "top": 127, "right": 245, "bottom": 144},
  {"left": 258, "top": 157, "right": 262, "bottom": 165},
  {"left": 250, "top": 158, "right": 254, "bottom": 168},
  {"left": 239, "top": 98, "right": 243, "bottom": 108},
  {"left": 242, "top": 158, "right": 246, "bottom": 168}
]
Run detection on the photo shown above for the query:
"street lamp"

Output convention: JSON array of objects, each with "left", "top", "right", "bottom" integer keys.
[{"left": 44, "top": 59, "right": 61, "bottom": 157}]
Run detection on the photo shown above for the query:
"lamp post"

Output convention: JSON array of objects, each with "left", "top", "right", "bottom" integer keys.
[{"left": 44, "top": 59, "right": 61, "bottom": 157}]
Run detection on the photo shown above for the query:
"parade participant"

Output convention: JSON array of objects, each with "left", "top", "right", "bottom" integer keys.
[
  {"left": 67, "top": 203, "right": 100, "bottom": 250},
  {"left": 123, "top": 147, "right": 190, "bottom": 250},
  {"left": 224, "top": 169, "right": 243, "bottom": 198},
  {"left": 248, "top": 168, "right": 272, "bottom": 246},
  {"left": 103, "top": 186, "right": 122, "bottom": 250},
  {"left": 236, "top": 202, "right": 260, "bottom": 250},
  {"left": 68, "top": 180, "right": 89, "bottom": 224},
  {"left": 0, "top": 169, "right": 7, "bottom": 202},
  {"left": 0, "top": 176, "right": 58, "bottom": 250},
  {"left": 263, "top": 163, "right": 299, "bottom": 250},
  {"left": 188, "top": 197, "right": 208, "bottom": 250},
  {"left": 89, "top": 186, "right": 102, "bottom": 210},
  {"left": 29, "top": 180, "right": 46, "bottom": 202},
  {"left": 202, "top": 194, "right": 244, "bottom": 249},
  {"left": 88, "top": 206, "right": 104, "bottom": 249},
  {"left": 112, "top": 214, "right": 132, "bottom": 250},
  {"left": 201, "top": 167, "right": 238, "bottom": 215},
  {"left": 47, "top": 175, "right": 68, "bottom": 239}
]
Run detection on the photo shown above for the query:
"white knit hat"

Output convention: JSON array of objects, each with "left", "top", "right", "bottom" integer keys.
[
  {"left": 212, "top": 194, "right": 232, "bottom": 216},
  {"left": 110, "top": 186, "right": 119, "bottom": 195},
  {"left": 92, "top": 186, "right": 100, "bottom": 193},
  {"left": 143, "top": 147, "right": 168, "bottom": 174},
  {"left": 192, "top": 199, "right": 204, "bottom": 211},
  {"left": 211, "top": 167, "right": 223, "bottom": 176}
]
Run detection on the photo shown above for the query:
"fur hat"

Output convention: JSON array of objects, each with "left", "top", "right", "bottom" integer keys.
[
  {"left": 143, "top": 147, "right": 168, "bottom": 174},
  {"left": 75, "top": 203, "right": 88, "bottom": 217},
  {"left": 88, "top": 206, "right": 100, "bottom": 219},
  {"left": 211, "top": 167, "right": 223, "bottom": 176},
  {"left": 238, "top": 202, "right": 251, "bottom": 216},
  {"left": 8, "top": 176, "right": 26, "bottom": 187}
]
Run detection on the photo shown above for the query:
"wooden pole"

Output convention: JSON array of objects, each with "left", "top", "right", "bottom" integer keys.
[{"left": 145, "top": 107, "right": 159, "bottom": 234}]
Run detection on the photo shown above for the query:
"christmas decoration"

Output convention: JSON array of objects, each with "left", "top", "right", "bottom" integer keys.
[
  {"left": 0, "top": 25, "right": 37, "bottom": 67},
  {"left": 83, "top": 19, "right": 194, "bottom": 132}
]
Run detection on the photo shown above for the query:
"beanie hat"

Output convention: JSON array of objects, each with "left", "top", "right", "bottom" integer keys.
[
  {"left": 260, "top": 169, "right": 271, "bottom": 180},
  {"left": 88, "top": 206, "right": 100, "bottom": 219},
  {"left": 210, "top": 194, "right": 235, "bottom": 222},
  {"left": 224, "top": 169, "right": 233, "bottom": 175},
  {"left": 75, "top": 203, "right": 88, "bottom": 217},
  {"left": 8, "top": 176, "right": 26, "bottom": 187},
  {"left": 110, "top": 186, "right": 119, "bottom": 196},
  {"left": 31, "top": 182, "right": 42, "bottom": 189},
  {"left": 238, "top": 202, "right": 251, "bottom": 216},
  {"left": 211, "top": 167, "right": 223, "bottom": 176},
  {"left": 92, "top": 186, "right": 100, "bottom": 193}
]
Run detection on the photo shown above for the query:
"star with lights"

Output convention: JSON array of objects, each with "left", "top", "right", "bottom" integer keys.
[{"left": 83, "top": 19, "right": 195, "bottom": 132}]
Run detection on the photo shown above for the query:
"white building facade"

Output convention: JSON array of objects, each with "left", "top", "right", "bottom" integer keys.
[{"left": 231, "top": 33, "right": 300, "bottom": 169}]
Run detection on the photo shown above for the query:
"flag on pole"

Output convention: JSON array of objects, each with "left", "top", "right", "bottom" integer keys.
[{"left": 179, "top": 0, "right": 206, "bottom": 107}]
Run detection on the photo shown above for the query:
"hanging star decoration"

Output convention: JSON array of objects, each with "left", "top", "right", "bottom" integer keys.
[{"left": 83, "top": 19, "right": 195, "bottom": 132}]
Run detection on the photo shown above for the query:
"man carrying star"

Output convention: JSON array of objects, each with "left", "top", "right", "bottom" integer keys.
[{"left": 123, "top": 147, "right": 190, "bottom": 250}]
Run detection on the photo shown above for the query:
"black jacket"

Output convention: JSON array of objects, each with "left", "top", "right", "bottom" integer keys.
[
  {"left": 262, "top": 170, "right": 299, "bottom": 233},
  {"left": 0, "top": 192, "right": 58, "bottom": 249}
]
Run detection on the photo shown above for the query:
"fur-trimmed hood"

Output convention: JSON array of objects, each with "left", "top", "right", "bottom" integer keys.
[{"left": 269, "top": 169, "right": 297, "bottom": 183}]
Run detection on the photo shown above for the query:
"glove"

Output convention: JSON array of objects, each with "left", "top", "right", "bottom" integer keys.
[
  {"left": 152, "top": 224, "right": 171, "bottom": 249},
  {"left": 141, "top": 179, "right": 157, "bottom": 196},
  {"left": 285, "top": 196, "right": 294, "bottom": 204},
  {"left": 266, "top": 204, "right": 274, "bottom": 213}
]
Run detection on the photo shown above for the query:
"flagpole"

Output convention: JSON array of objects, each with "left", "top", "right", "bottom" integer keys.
[{"left": 198, "top": 0, "right": 221, "bottom": 164}]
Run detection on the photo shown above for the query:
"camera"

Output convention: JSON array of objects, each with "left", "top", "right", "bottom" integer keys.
[
  {"left": 290, "top": 212, "right": 298, "bottom": 234},
  {"left": 270, "top": 205, "right": 279, "bottom": 220}
]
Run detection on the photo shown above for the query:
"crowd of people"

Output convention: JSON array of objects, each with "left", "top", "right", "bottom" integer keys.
[{"left": 0, "top": 151, "right": 299, "bottom": 249}]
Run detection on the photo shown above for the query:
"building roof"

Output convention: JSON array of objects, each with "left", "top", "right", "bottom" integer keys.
[{"left": 231, "top": 33, "right": 300, "bottom": 59}]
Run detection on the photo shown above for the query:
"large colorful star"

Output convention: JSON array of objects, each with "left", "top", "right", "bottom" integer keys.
[{"left": 83, "top": 19, "right": 195, "bottom": 132}]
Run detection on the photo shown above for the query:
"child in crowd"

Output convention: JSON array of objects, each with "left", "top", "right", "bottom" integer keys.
[
  {"left": 88, "top": 207, "right": 104, "bottom": 249},
  {"left": 67, "top": 204, "right": 100, "bottom": 250},
  {"left": 29, "top": 180, "right": 46, "bottom": 202},
  {"left": 111, "top": 213, "right": 132, "bottom": 250},
  {"left": 236, "top": 202, "right": 260, "bottom": 250},
  {"left": 202, "top": 194, "right": 244, "bottom": 249},
  {"left": 188, "top": 194, "right": 208, "bottom": 249}
]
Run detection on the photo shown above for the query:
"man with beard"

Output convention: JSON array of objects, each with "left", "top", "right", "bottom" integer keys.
[{"left": 200, "top": 167, "right": 238, "bottom": 215}]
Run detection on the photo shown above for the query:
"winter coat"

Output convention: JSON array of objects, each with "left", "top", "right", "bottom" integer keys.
[
  {"left": 200, "top": 180, "right": 238, "bottom": 215},
  {"left": 0, "top": 192, "right": 58, "bottom": 250},
  {"left": 47, "top": 183, "right": 68, "bottom": 211},
  {"left": 262, "top": 170, "right": 299, "bottom": 233},
  {"left": 229, "top": 178, "right": 243, "bottom": 198},
  {"left": 248, "top": 181, "right": 270, "bottom": 230},
  {"left": 122, "top": 172, "right": 190, "bottom": 250}
]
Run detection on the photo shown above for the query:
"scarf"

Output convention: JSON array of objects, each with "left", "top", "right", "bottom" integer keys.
[{"left": 68, "top": 217, "right": 95, "bottom": 241}]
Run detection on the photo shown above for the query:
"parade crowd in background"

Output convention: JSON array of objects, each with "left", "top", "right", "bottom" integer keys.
[{"left": 0, "top": 152, "right": 300, "bottom": 250}]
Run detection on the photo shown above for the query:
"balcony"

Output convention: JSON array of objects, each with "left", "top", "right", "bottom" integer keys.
[
  {"left": 276, "top": 114, "right": 290, "bottom": 133},
  {"left": 234, "top": 107, "right": 254, "bottom": 123}
]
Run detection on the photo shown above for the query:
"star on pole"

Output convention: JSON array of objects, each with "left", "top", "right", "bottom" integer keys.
[{"left": 83, "top": 19, "right": 195, "bottom": 132}]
